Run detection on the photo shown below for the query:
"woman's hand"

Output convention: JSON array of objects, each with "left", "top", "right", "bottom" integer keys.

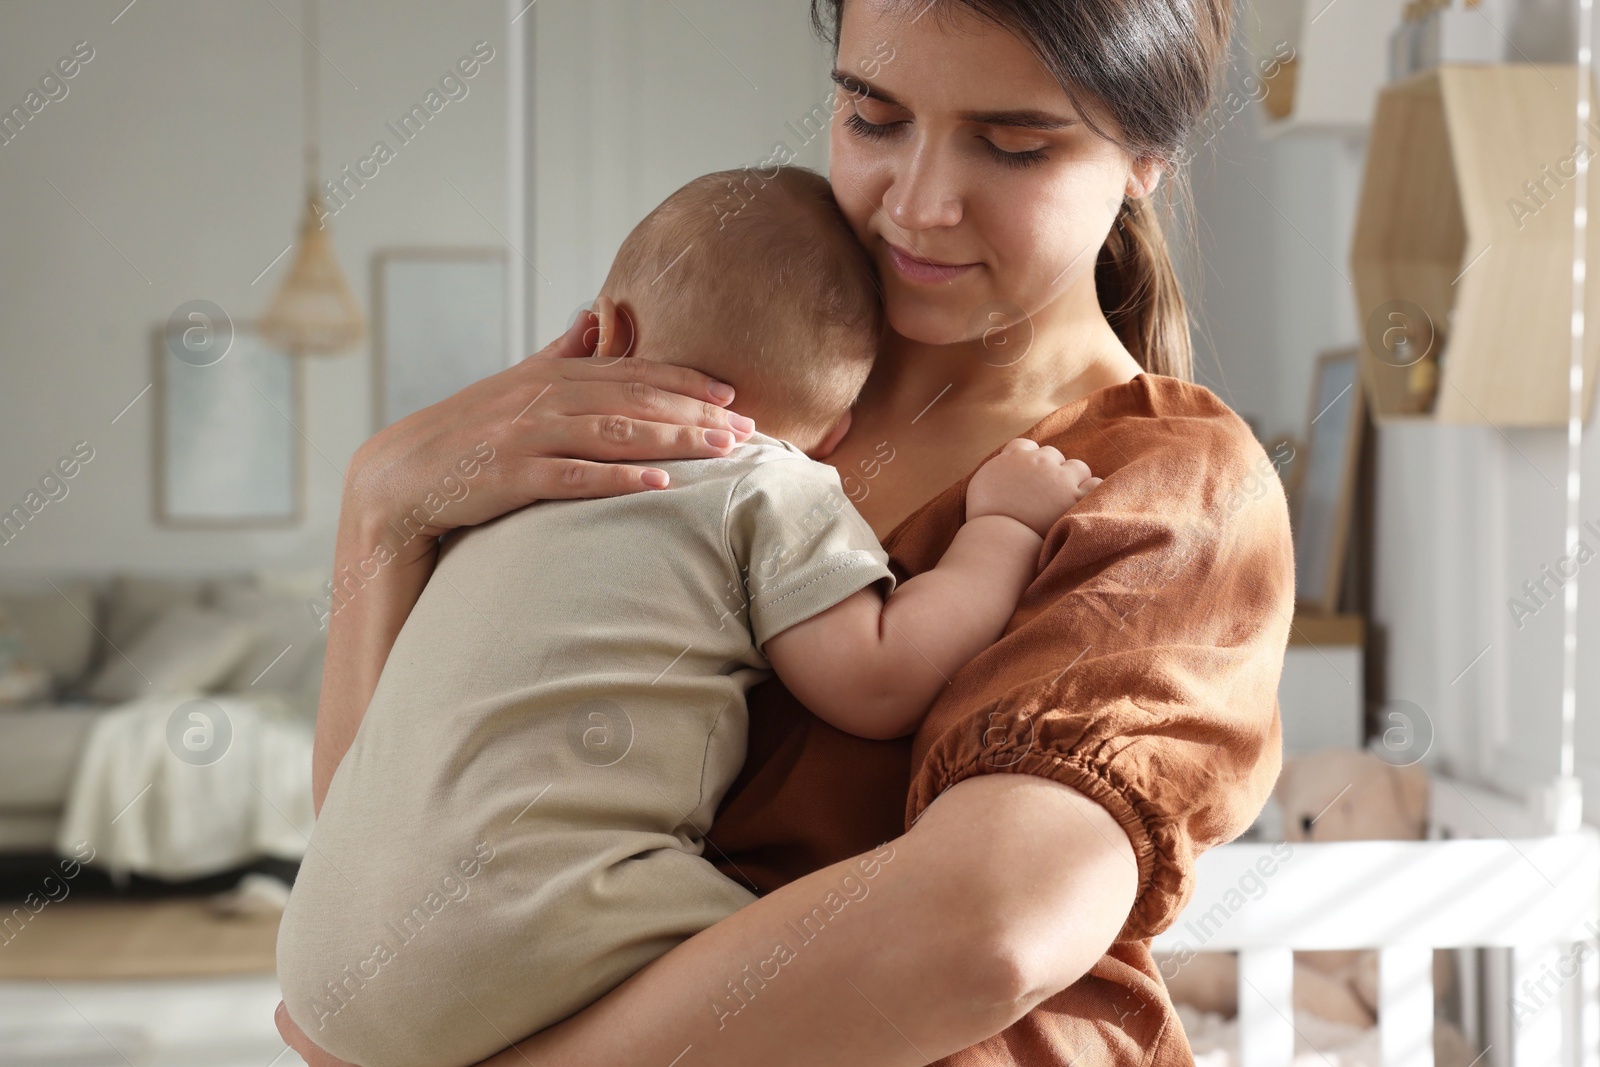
[
  {"left": 308, "top": 305, "right": 755, "bottom": 812},
  {"left": 343, "top": 302, "right": 756, "bottom": 565}
]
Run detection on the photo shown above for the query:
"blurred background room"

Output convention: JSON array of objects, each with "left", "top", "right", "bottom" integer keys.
[{"left": 0, "top": 0, "right": 1595, "bottom": 1064}]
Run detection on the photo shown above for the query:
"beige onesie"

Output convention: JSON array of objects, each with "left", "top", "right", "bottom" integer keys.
[{"left": 276, "top": 430, "right": 897, "bottom": 1067}]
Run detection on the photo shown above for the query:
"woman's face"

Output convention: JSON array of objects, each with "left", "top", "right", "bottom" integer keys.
[{"left": 828, "top": 0, "right": 1159, "bottom": 346}]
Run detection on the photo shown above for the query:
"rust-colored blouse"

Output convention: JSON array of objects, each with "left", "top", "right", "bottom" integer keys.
[{"left": 706, "top": 373, "right": 1294, "bottom": 1066}]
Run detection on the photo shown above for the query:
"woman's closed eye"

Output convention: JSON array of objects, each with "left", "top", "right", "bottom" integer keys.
[
  {"left": 842, "top": 110, "right": 904, "bottom": 141},
  {"left": 842, "top": 109, "right": 1051, "bottom": 170},
  {"left": 980, "top": 137, "right": 1049, "bottom": 169},
  {"left": 841, "top": 92, "right": 906, "bottom": 141}
]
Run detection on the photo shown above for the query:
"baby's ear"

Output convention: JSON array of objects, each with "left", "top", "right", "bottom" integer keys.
[
  {"left": 807, "top": 408, "right": 852, "bottom": 460},
  {"left": 591, "top": 295, "right": 638, "bottom": 361}
]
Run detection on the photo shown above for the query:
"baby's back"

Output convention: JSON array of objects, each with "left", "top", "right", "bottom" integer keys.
[
  {"left": 317, "top": 438, "right": 801, "bottom": 864},
  {"left": 277, "top": 439, "right": 811, "bottom": 1064}
]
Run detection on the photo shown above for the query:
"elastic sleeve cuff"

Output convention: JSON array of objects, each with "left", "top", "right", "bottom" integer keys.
[{"left": 906, "top": 740, "right": 1182, "bottom": 945}]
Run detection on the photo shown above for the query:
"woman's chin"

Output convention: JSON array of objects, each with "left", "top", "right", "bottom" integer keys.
[{"left": 883, "top": 299, "right": 989, "bottom": 348}]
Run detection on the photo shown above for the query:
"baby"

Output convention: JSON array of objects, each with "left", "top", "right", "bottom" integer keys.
[{"left": 276, "top": 165, "right": 1095, "bottom": 1067}]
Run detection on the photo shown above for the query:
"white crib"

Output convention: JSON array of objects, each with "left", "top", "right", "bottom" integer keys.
[{"left": 1152, "top": 778, "right": 1600, "bottom": 1067}]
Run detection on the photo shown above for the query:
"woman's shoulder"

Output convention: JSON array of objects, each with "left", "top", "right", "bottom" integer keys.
[
  {"left": 1040, "top": 372, "right": 1256, "bottom": 449},
  {"left": 903, "top": 382, "right": 1297, "bottom": 948},
  {"left": 884, "top": 373, "right": 1287, "bottom": 565},
  {"left": 1034, "top": 372, "right": 1288, "bottom": 518}
]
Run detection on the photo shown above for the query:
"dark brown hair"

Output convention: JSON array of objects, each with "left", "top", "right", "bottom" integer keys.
[{"left": 811, "top": 0, "right": 1235, "bottom": 382}]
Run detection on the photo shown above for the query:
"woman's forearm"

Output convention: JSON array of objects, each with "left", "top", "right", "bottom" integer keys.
[
  {"left": 310, "top": 487, "right": 438, "bottom": 815},
  {"left": 477, "top": 773, "right": 1138, "bottom": 1067},
  {"left": 481, "top": 844, "right": 1023, "bottom": 1067}
]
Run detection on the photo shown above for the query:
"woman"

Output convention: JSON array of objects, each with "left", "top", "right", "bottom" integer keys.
[{"left": 276, "top": 0, "right": 1293, "bottom": 1063}]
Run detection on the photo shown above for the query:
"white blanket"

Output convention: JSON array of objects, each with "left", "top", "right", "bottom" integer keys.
[{"left": 54, "top": 692, "right": 314, "bottom": 880}]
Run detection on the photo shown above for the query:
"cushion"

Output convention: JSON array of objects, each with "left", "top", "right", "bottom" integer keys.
[
  {"left": 211, "top": 581, "right": 322, "bottom": 692},
  {"left": 86, "top": 604, "right": 256, "bottom": 703},
  {"left": 293, "top": 631, "right": 327, "bottom": 716},
  {"left": 253, "top": 567, "right": 331, "bottom": 602},
  {"left": 102, "top": 575, "right": 208, "bottom": 650},
  {"left": 0, "top": 704, "right": 103, "bottom": 806},
  {"left": 0, "top": 604, "right": 50, "bottom": 707},
  {"left": 0, "top": 582, "right": 99, "bottom": 694}
]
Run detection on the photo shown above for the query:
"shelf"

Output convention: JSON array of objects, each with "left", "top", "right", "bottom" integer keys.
[
  {"left": 1248, "top": 0, "right": 1407, "bottom": 136},
  {"left": 1288, "top": 611, "right": 1365, "bottom": 646},
  {"left": 1350, "top": 64, "right": 1600, "bottom": 425}
]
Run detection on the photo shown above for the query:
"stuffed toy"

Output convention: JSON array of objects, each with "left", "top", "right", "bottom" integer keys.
[{"left": 1157, "top": 747, "right": 1477, "bottom": 1067}]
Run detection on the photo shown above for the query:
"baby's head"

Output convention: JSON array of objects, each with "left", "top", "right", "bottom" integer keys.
[{"left": 593, "top": 165, "right": 882, "bottom": 457}]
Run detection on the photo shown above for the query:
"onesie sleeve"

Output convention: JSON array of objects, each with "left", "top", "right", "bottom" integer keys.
[
  {"left": 726, "top": 455, "right": 898, "bottom": 653},
  {"left": 904, "top": 397, "right": 1296, "bottom": 943}
]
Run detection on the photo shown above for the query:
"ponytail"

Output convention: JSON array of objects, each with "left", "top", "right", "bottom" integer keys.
[{"left": 1096, "top": 192, "right": 1193, "bottom": 383}]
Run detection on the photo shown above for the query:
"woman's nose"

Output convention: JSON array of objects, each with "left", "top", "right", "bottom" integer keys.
[{"left": 882, "top": 146, "right": 962, "bottom": 231}]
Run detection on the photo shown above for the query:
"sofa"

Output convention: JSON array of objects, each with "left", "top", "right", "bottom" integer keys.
[{"left": 0, "top": 572, "right": 326, "bottom": 859}]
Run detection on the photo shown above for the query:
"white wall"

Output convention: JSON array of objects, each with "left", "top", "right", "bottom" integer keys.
[
  {"left": 0, "top": 0, "right": 833, "bottom": 583},
  {"left": 0, "top": 0, "right": 511, "bottom": 578},
  {"left": 1179, "top": 41, "right": 1364, "bottom": 440},
  {"left": 525, "top": 0, "right": 833, "bottom": 344},
  {"left": 0, "top": 2, "right": 512, "bottom": 575}
]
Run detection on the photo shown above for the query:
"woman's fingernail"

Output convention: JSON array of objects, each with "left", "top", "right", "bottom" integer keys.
[
  {"left": 729, "top": 414, "right": 756, "bottom": 434},
  {"left": 706, "top": 429, "right": 735, "bottom": 449},
  {"left": 642, "top": 469, "right": 669, "bottom": 488},
  {"left": 708, "top": 381, "right": 736, "bottom": 403}
]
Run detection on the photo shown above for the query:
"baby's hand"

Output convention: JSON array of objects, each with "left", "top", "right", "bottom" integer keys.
[{"left": 966, "top": 438, "right": 1101, "bottom": 538}]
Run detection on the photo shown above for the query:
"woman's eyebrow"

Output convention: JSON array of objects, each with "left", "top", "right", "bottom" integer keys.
[
  {"left": 830, "top": 69, "right": 1079, "bottom": 130},
  {"left": 962, "top": 108, "right": 1079, "bottom": 131}
]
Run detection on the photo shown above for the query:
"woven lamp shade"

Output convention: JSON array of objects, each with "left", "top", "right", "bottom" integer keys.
[{"left": 260, "top": 190, "right": 366, "bottom": 357}]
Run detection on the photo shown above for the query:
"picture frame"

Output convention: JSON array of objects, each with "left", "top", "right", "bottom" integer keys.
[
  {"left": 1293, "top": 347, "right": 1365, "bottom": 614},
  {"left": 372, "top": 248, "right": 508, "bottom": 431},
  {"left": 1263, "top": 433, "right": 1305, "bottom": 503},
  {"left": 153, "top": 322, "right": 304, "bottom": 528}
]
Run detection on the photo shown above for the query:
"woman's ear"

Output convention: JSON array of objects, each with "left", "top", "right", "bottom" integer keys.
[
  {"left": 590, "top": 295, "right": 638, "bottom": 361},
  {"left": 1126, "top": 156, "right": 1164, "bottom": 201}
]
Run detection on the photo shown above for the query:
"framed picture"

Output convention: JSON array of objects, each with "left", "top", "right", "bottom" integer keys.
[
  {"left": 1293, "top": 347, "right": 1365, "bottom": 613},
  {"left": 372, "top": 248, "right": 508, "bottom": 430},
  {"left": 1264, "top": 433, "right": 1305, "bottom": 503},
  {"left": 154, "top": 323, "right": 304, "bottom": 528}
]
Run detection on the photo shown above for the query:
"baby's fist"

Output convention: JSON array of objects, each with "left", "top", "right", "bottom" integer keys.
[{"left": 967, "top": 438, "right": 1099, "bottom": 538}]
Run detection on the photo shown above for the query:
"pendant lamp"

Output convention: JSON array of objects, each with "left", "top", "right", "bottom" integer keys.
[{"left": 260, "top": 0, "right": 365, "bottom": 357}]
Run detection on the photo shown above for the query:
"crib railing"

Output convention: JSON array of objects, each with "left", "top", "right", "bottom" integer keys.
[{"left": 1150, "top": 828, "right": 1600, "bottom": 1067}]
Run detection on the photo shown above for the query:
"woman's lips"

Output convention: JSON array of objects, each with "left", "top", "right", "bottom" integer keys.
[{"left": 883, "top": 240, "right": 979, "bottom": 285}]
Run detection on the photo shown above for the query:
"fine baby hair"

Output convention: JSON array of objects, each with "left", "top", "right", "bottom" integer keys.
[{"left": 597, "top": 164, "right": 884, "bottom": 447}]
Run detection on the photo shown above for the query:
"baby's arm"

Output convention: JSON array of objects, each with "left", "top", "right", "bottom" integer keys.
[{"left": 765, "top": 439, "right": 1099, "bottom": 740}]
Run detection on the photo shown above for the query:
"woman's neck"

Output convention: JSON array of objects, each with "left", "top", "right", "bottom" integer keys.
[
  {"left": 856, "top": 282, "right": 1145, "bottom": 428},
  {"left": 830, "top": 282, "right": 1148, "bottom": 542}
]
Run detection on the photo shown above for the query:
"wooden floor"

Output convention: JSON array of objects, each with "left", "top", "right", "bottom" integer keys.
[
  {"left": 0, "top": 973, "right": 296, "bottom": 1067},
  {"left": 0, "top": 897, "right": 279, "bottom": 980}
]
